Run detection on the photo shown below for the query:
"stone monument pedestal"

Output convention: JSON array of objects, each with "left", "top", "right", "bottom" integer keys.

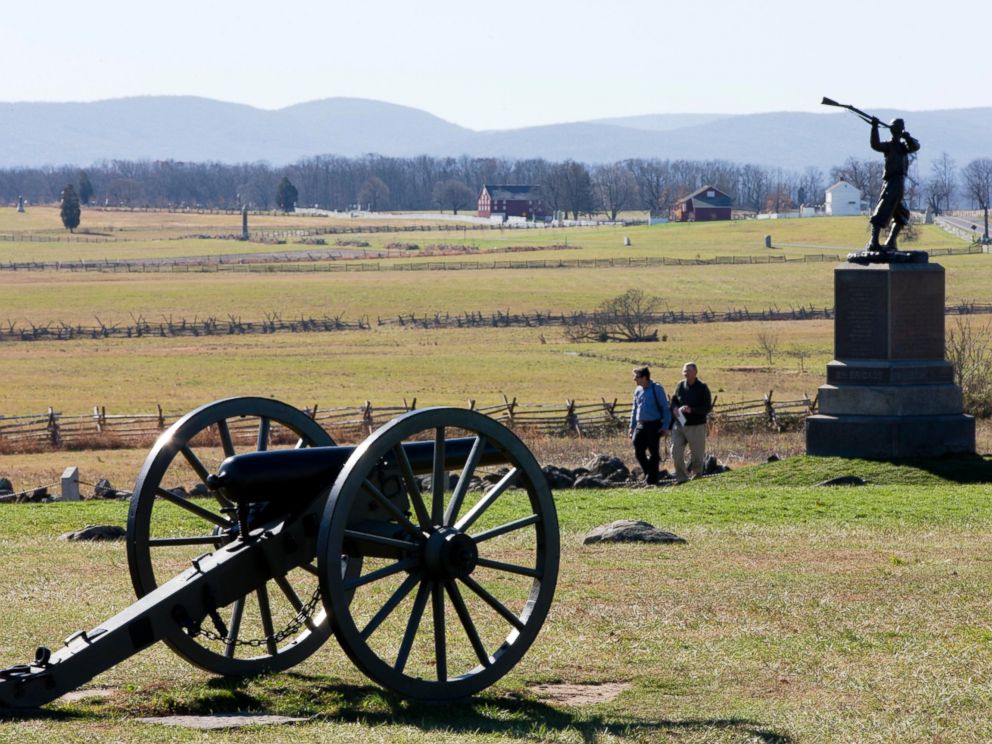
[{"left": 806, "top": 261, "right": 975, "bottom": 458}]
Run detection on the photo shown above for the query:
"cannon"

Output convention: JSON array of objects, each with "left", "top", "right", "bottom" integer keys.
[{"left": 0, "top": 397, "right": 559, "bottom": 706}]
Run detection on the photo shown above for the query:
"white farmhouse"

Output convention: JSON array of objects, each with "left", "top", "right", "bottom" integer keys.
[{"left": 825, "top": 181, "right": 862, "bottom": 216}]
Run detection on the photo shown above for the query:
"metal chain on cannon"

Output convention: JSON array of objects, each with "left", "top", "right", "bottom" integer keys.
[{"left": 184, "top": 585, "right": 324, "bottom": 648}]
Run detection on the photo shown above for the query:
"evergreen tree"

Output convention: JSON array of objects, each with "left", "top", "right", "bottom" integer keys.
[
  {"left": 275, "top": 176, "right": 298, "bottom": 212},
  {"left": 78, "top": 170, "right": 94, "bottom": 205},
  {"left": 60, "top": 184, "right": 81, "bottom": 232}
]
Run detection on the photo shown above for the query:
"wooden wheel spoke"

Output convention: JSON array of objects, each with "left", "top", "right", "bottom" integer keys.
[
  {"left": 344, "top": 557, "right": 418, "bottom": 590},
  {"left": 475, "top": 556, "right": 540, "bottom": 578},
  {"left": 361, "top": 479, "right": 421, "bottom": 537},
  {"left": 444, "top": 580, "right": 491, "bottom": 668},
  {"left": 216, "top": 419, "right": 235, "bottom": 458},
  {"left": 395, "top": 580, "right": 431, "bottom": 674},
  {"left": 472, "top": 513, "right": 540, "bottom": 543},
  {"left": 256, "top": 583, "right": 278, "bottom": 655},
  {"left": 148, "top": 534, "right": 222, "bottom": 547},
  {"left": 256, "top": 417, "right": 271, "bottom": 452},
  {"left": 454, "top": 468, "right": 518, "bottom": 533},
  {"left": 274, "top": 574, "right": 317, "bottom": 633},
  {"left": 180, "top": 445, "right": 211, "bottom": 484},
  {"left": 224, "top": 598, "right": 245, "bottom": 658},
  {"left": 155, "top": 486, "right": 231, "bottom": 527},
  {"left": 360, "top": 573, "right": 420, "bottom": 640},
  {"left": 344, "top": 528, "right": 418, "bottom": 552},
  {"left": 460, "top": 575, "right": 526, "bottom": 631},
  {"left": 393, "top": 444, "right": 431, "bottom": 529},
  {"left": 432, "top": 580, "right": 447, "bottom": 681},
  {"left": 431, "top": 427, "right": 446, "bottom": 525},
  {"left": 444, "top": 435, "right": 484, "bottom": 527},
  {"left": 299, "top": 562, "right": 319, "bottom": 577}
]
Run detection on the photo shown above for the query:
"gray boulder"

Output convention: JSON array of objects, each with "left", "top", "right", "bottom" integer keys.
[
  {"left": 583, "top": 519, "right": 686, "bottom": 545},
  {"left": 58, "top": 524, "right": 127, "bottom": 541},
  {"left": 583, "top": 454, "right": 630, "bottom": 481},
  {"left": 0, "top": 477, "right": 13, "bottom": 495},
  {"left": 816, "top": 475, "right": 867, "bottom": 487},
  {"left": 572, "top": 475, "right": 614, "bottom": 489},
  {"left": 542, "top": 465, "right": 575, "bottom": 489}
]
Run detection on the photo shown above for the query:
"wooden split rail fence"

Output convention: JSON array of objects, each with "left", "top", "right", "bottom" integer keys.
[
  {"left": 0, "top": 392, "right": 817, "bottom": 452},
  {"left": 7, "top": 301, "right": 992, "bottom": 342}
]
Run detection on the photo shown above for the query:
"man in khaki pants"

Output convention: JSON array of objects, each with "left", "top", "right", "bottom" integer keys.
[{"left": 670, "top": 362, "right": 712, "bottom": 483}]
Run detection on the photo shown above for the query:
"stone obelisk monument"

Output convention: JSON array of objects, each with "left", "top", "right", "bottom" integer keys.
[{"left": 806, "top": 257, "right": 975, "bottom": 457}]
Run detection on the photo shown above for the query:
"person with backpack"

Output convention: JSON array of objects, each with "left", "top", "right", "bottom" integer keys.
[{"left": 629, "top": 366, "right": 672, "bottom": 485}]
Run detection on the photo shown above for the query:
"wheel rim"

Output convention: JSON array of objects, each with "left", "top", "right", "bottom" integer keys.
[
  {"left": 317, "top": 407, "right": 559, "bottom": 700},
  {"left": 127, "top": 396, "right": 339, "bottom": 675}
]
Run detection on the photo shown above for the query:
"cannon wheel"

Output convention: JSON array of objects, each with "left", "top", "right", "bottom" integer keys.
[
  {"left": 127, "top": 396, "right": 339, "bottom": 676},
  {"left": 318, "top": 407, "right": 559, "bottom": 700}
]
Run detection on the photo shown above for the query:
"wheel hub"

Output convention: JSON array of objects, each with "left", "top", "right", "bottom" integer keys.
[{"left": 423, "top": 528, "right": 478, "bottom": 580}]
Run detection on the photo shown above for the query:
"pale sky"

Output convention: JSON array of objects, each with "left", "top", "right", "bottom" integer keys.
[{"left": 2, "top": 0, "right": 989, "bottom": 130}]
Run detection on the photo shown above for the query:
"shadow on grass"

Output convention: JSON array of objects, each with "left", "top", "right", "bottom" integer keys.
[
  {"left": 895, "top": 453, "right": 992, "bottom": 483},
  {"left": 1, "top": 675, "right": 793, "bottom": 742}
]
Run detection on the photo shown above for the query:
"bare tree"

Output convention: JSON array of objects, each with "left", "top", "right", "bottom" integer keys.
[
  {"left": 961, "top": 158, "right": 992, "bottom": 242},
  {"left": 566, "top": 289, "right": 663, "bottom": 342},
  {"left": 787, "top": 344, "right": 813, "bottom": 373},
  {"left": 924, "top": 152, "right": 956, "bottom": 215},
  {"left": 431, "top": 178, "right": 476, "bottom": 214},
  {"left": 625, "top": 158, "right": 676, "bottom": 214},
  {"left": 592, "top": 163, "right": 637, "bottom": 221},
  {"left": 756, "top": 330, "right": 781, "bottom": 366},
  {"left": 357, "top": 176, "right": 390, "bottom": 211},
  {"left": 797, "top": 167, "right": 825, "bottom": 207},
  {"left": 946, "top": 315, "right": 992, "bottom": 417}
]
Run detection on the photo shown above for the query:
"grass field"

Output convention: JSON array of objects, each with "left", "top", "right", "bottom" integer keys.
[
  {"left": 1, "top": 456, "right": 991, "bottom": 742},
  {"left": 1, "top": 207, "right": 988, "bottom": 427},
  {"left": 2, "top": 209, "right": 992, "bottom": 742}
]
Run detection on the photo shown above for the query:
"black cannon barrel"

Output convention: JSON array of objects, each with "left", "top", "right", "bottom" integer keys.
[{"left": 207, "top": 436, "right": 506, "bottom": 506}]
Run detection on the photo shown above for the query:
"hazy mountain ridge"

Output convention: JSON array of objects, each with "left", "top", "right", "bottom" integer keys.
[{"left": 1, "top": 96, "right": 989, "bottom": 173}]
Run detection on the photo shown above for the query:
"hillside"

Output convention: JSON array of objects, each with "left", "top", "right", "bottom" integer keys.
[{"left": 1, "top": 96, "right": 989, "bottom": 172}]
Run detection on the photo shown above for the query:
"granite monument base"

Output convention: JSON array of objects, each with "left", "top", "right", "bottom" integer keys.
[
  {"left": 806, "top": 413, "right": 975, "bottom": 459},
  {"left": 805, "top": 260, "right": 976, "bottom": 459}
]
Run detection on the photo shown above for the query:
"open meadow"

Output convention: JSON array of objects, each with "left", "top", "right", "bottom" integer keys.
[
  {"left": 1, "top": 457, "right": 992, "bottom": 742},
  {"left": 1, "top": 207, "right": 989, "bottom": 420},
  {"left": 1, "top": 208, "right": 991, "bottom": 741}
]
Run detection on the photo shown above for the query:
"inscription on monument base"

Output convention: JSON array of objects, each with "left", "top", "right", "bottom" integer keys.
[
  {"left": 890, "top": 270, "right": 944, "bottom": 359},
  {"left": 827, "top": 363, "right": 955, "bottom": 385},
  {"left": 835, "top": 270, "right": 887, "bottom": 359}
]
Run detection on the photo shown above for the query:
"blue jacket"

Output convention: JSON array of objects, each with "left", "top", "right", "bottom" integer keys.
[{"left": 630, "top": 381, "right": 672, "bottom": 431}]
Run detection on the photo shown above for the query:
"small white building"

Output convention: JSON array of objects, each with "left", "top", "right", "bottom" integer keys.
[{"left": 825, "top": 181, "right": 862, "bottom": 216}]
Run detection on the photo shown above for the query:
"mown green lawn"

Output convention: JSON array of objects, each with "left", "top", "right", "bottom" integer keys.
[{"left": 1, "top": 456, "right": 991, "bottom": 742}]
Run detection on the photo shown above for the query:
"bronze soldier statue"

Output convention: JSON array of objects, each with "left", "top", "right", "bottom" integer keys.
[{"left": 867, "top": 117, "right": 920, "bottom": 252}]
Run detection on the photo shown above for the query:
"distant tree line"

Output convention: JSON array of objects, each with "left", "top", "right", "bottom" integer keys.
[{"left": 2, "top": 152, "right": 989, "bottom": 222}]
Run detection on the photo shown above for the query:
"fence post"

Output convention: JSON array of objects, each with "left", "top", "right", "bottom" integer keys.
[
  {"left": 362, "top": 400, "right": 374, "bottom": 436},
  {"left": 763, "top": 390, "right": 778, "bottom": 429},
  {"left": 157, "top": 404, "right": 165, "bottom": 429},
  {"left": 501, "top": 395, "right": 517, "bottom": 427},
  {"left": 565, "top": 399, "right": 581, "bottom": 437},
  {"left": 47, "top": 407, "right": 61, "bottom": 446}
]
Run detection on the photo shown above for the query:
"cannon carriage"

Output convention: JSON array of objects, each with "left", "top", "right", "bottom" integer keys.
[{"left": 0, "top": 397, "right": 559, "bottom": 707}]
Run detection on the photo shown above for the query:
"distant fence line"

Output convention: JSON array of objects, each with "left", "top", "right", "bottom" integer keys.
[
  {"left": 0, "top": 305, "right": 835, "bottom": 342},
  {"left": 0, "top": 220, "right": 550, "bottom": 247},
  {"left": 0, "top": 243, "right": 986, "bottom": 274},
  {"left": 6, "top": 301, "right": 992, "bottom": 343},
  {"left": 0, "top": 391, "right": 816, "bottom": 452}
]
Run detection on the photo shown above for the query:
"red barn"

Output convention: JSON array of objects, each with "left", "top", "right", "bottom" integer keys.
[
  {"left": 477, "top": 184, "right": 547, "bottom": 220},
  {"left": 673, "top": 185, "right": 733, "bottom": 222}
]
